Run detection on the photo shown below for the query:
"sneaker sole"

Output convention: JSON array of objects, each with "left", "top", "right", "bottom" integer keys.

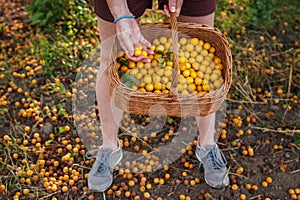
[{"left": 204, "top": 175, "right": 230, "bottom": 189}]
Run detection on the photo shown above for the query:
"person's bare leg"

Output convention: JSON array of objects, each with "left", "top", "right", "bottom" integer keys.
[
  {"left": 178, "top": 13, "right": 216, "bottom": 147},
  {"left": 196, "top": 112, "right": 216, "bottom": 147},
  {"left": 96, "top": 17, "right": 123, "bottom": 150}
]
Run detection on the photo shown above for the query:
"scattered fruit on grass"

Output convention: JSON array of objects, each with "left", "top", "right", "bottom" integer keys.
[
  {"left": 204, "top": 193, "right": 211, "bottom": 199},
  {"left": 143, "top": 192, "right": 151, "bottom": 199},
  {"left": 240, "top": 194, "right": 246, "bottom": 200},
  {"left": 22, "top": 188, "right": 29, "bottom": 195},
  {"left": 0, "top": 2, "right": 299, "bottom": 200},
  {"left": 3, "top": 135, "right": 11, "bottom": 141},
  {"left": 261, "top": 181, "right": 268, "bottom": 187},
  {"left": 61, "top": 186, "right": 68, "bottom": 193},
  {"left": 153, "top": 177, "right": 159, "bottom": 184},
  {"left": 273, "top": 144, "right": 283, "bottom": 150},
  {"left": 247, "top": 146, "right": 254, "bottom": 157},
  {"left": 163, "top": 165, "right": 169, "bottom": 171},
  {"left": 190, "top": 180, "right": 196, "bottom": 186},
  {"left": 24, "top": 126, "right": 31, "bottom": 132},
  {"left": 158, "top": 178, "right": 165, "bottom": 185},
  {"left": 235, "top": 166, "right": 244, "bottom": 174},
  {"left": 128, "top": 180, "right": 135, "bottom": 187},
  {"left": 231, "top": 184, "right": 239, "bottom": 191},
  {"left": 242, "top": 149, "right": 248, "bottom": 156},
  {"left": 179, "top": 194, "right": 186, "bottom": 200},
  {"left": 265, "top": 176, "right": 272, "bottom": 184},
  {"left": 124, "top": 191, "right": 131, "bottom": 198},
  {"left": 0, "top": 184, "right": 6, "bottom": 191},
  {"left": 288, "top": 188, "right": 300, "bottom": 200},
  {"left": 288, "top": 189, "right": 295, "bottom": 195},
  {"left": 251, "top": 185, "right": 259, "bottom": 191}
]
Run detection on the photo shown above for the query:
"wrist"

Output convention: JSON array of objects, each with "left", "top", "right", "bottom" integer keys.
[{"left": 114, "top": 15, "right": 135, "bottom": 24}]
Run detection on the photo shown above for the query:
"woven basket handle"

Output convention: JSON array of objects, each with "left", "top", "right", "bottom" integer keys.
[{"left": 169, "top": 12, "right": 179, "bottom": 99}]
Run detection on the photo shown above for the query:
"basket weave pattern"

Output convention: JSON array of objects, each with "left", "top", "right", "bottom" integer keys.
[{"left": 109, "top": 20, "right": 232, "bottom": 117}]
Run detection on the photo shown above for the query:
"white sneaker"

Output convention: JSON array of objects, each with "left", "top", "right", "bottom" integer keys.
[
  {"left": 86, "top": 142, "right": 123, "bottom": 192},
  {"left": 196, "top": 144, "right": 229, "bottom": 188}
]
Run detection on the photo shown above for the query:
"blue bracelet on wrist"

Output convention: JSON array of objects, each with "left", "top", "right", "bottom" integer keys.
[{"left": 113, "top": 15, "right": 135, "bottom": 24}]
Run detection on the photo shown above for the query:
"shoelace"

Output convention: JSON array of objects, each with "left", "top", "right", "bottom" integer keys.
[
  {"left": 206, "top": 148, "right": 227, "bottom": 170},
  {"left": 86, "top": 149, "right": 112, "bottom": 175}
]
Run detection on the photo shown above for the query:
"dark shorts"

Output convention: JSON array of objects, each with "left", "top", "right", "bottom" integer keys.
[{"left": 94, "top": 0, "right": 216, "bottom": 23}]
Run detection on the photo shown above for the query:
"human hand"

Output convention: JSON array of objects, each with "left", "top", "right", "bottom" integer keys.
[
  {"left": 116, "top": 18, "right": 154, "bottom": 62},
  {"left": 163, "top": 0, "right": 184, "bottom": 17}
]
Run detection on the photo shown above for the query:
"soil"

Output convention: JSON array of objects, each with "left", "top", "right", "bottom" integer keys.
[{"left": 0, "top": 0, "right": 299, "bottom": 200}]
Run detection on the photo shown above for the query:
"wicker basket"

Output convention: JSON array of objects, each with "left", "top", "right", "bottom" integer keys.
[{"left": 109, "top": 14, "right": 232, "bottom": 117}]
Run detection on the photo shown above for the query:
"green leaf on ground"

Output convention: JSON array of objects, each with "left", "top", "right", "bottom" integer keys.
[{"left": 167, "top": 117, "right": 174, "bottom": 124}]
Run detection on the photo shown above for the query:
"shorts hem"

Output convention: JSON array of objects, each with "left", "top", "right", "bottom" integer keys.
[{"left": 180, "top": 7, "right": 215, "bottom": 17}]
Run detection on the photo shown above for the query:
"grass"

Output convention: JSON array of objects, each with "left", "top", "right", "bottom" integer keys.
[{"left": 0, "top": 0, "right": 299, "bottom": 199}]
